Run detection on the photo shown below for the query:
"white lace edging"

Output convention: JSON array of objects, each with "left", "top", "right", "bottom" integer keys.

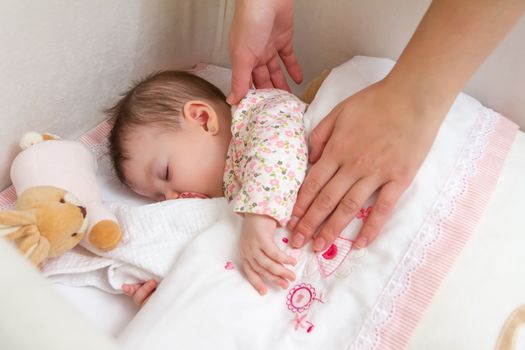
[{"left": 348, "top": 106, "right": 498, "bottom": 350}]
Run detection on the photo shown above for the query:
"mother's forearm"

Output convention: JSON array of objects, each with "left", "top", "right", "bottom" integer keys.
[{"left": 385, "top": 0, "right": 525, "bottom": 124}]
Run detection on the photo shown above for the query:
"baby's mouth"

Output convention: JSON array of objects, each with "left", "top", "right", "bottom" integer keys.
[{"left": 179, "top": 192, "right": 208, "bottom": 199}]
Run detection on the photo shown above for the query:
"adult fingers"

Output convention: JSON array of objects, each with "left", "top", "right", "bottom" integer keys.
[
  {"left": 278, "top": 41, "right": 303, "bottom": 84},
  {"left": 267, "top": 55, "right": 291, "bottom": 92},
  {"left": 132, "top": 280, "right": 157, "bottom": 306},
  {"left": 243, "top": 260, "right": 267, "bottom": 295},
  {"left": 293, "top": 166, "right": 360, "bottom": 251},
  {"left": 289, "top": 158, "right": 339, "bottom": 246},
  {"left": 252, "top": 65, "right": 274, "bottom": 89},
  {"left": 354, "top": 181, "right": 405, "bottom": 248},
  {"left": 228, "top": 54, "right": 256, "bottom": 105},
  {"left": 307, "top": 107, "right": 339, "bottom": 163},
  {"left": 314, "top": 176, "right": 381, "bottom": 251}
]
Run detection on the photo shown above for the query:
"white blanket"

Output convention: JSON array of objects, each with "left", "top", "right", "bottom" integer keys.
[
  {"left": 43, "top": 198, "right": 224, "bottom": 292},
  {"left": 114, "top": 57, "right": 517, "bottom": 350}
]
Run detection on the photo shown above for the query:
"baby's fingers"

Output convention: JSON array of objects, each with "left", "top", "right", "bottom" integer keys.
[
  {"left": 243, "top": 260, "right": 267, "bottom": 295},
  {"left": 132, "top": 279, "right": 158, "bottom": 306},
  {"left": 255, "top": 250, "right": 296, "bottom": 286},
  {"left": 122, "top": 283, "right": 141, "bottom": 297},
  {"left": 262, "top": 240, "right": 297, "bottom": 266}
]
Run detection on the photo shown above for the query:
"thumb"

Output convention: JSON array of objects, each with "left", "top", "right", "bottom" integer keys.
[
  {"left": 308, "top": 107, "right": 338, "bottom": 163},
  {"left": 228, "top": 55, "right": 256, "bottom": 105}
]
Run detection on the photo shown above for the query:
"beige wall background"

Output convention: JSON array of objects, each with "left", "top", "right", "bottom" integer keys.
[
  {"left": 0, "top": 0, "right": 222, "bottom": 189},
  {"left": 1, "top": 0, "right": 523, "bottom": 190}
]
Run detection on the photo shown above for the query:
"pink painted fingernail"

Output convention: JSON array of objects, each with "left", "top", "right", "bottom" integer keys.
[
  {"left": 288, "top": 216, "right": 299, "bottom": 230},
  {"left": 355, "top": 237, "right": 368, "bottom": 248},
  {"left": 292, "top": 233, "right": 305, "bottom": 247},
  {"left": 313, "top": 237, "right": 325, "bottom": 251}
]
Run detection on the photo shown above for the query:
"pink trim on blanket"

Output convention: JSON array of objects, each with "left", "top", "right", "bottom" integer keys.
[
  {"left": 78, "top": 120, "right": 112, "bottom": 148},
  {"left": 0, "top": 120, "right": 112, "bottom": 209},
  {"left": 375, "top": 116, "right": 518, "bottom": 350}
]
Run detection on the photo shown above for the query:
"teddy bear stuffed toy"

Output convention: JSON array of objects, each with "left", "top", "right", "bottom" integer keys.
[
  {"left": 0, "top": 185, "right": 88, "bottom": 266},
  {"left": 2, "top": 131, "right": 122, "bottom": 265}
]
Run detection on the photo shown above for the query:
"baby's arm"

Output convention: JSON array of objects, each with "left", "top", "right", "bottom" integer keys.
[
  {"left": 122, "top": 279, "right": 158, "bottom": 306},
  {"left": 228, "top": 90, "right": 308, "bottom": 294},
  {"left": 240, "top": 213, "right": 297, "bottom": 295}
]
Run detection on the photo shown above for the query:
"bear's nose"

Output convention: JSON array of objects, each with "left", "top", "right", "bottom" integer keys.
[{"left": 78, "top": 206, "right": 87, "bottom": 218}]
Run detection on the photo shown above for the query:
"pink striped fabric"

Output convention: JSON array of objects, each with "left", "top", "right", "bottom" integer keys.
[
  {"left": 0, "top": 120, "right": 112, "bottom": 210},
  {"left": 78, "top": 120, "right": 112, "bottom": 148},
  {"left": 375, "top": 116, "right": 518, "bottom": 349}
]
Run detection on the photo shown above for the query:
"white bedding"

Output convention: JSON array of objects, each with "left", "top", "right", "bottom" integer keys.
[
  {"left": 48, "top": 59, "right": 525, "bottom": 348},
  {"left": 49, "top": 63, "right": 234, "bottom": 336},
  {"left": 54, "top": 130, "right": 525, "bottom": 343}
]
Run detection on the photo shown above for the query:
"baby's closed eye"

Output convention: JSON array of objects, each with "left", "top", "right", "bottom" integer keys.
[{"left": 165, "top": 165, "right": 170, "bottom": 181}]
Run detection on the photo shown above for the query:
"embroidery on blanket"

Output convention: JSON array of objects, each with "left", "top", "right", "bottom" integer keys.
[
  {"left": 357, "top": 207, "right": 372, "bottom": 222},
  {"left": 286, "top": 283, "right": 325, "bottom": 333},
  {"left": 293, "top": 313, "right": 315, "bottom": 333},
  {"left": 303, "top": 245, "right": 367, "bottom": 280},
  {"left": 317, "top": 238, "right": 354, "bottom": 277},
  {"left": 224, "top": 261, "right": 235, "bottom": 270},
  {"left": 313, "top": 206, "right": 370, "bottom": 277}
]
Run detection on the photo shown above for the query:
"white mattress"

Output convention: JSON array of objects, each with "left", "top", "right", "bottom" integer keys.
[{"left": 49, "top": 64, "right": 525, "bottom": 347}]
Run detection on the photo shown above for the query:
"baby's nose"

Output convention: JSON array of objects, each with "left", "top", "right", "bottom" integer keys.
[{"left": 164, "top": 190, "right": 180, "bottom": 201}]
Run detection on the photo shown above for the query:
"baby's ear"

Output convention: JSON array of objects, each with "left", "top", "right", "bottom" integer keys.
[{"left": 183, "top": 100, "right": 220, "bottom": 135}]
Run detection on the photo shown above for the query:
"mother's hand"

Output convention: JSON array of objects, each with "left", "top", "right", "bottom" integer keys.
[
  {"left": 288, "top": 78, "right": 442, "bottom": 251},
  {"left": 228, "top": 0, "right": 302, "bottom": 105}
]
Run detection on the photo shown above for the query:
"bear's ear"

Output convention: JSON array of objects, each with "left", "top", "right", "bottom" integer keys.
[
  {"left": 26, "top": 236, "right": 50, "bottom": 267},
  {"left": 15, "top": 186, "right": 69, "bottom": 210},
  {"left": 0, "top": 210, "right": 37, "bottom": 237}
]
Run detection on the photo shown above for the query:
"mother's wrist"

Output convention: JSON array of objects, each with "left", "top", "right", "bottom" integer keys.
[{"left": 381, "top": 67, "right": 456, "bottom": 126}]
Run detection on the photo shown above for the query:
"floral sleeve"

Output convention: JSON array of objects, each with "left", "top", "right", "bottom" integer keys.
[{"left": 223, "top": 89, "right": 308, "bottom": 227}]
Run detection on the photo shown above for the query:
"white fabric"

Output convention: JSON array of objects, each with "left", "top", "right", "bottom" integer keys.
[
  {"left": 39, "top": 61, "right": 525, "bottom": 348},
  {"left": 407, "top": 131, "right": 525, "bottom": 349},
  {"left": 113, "top": 56, "right": 509, "bottom": 349},
  {"left": 0, "top": 238, "right": 119, "bottom": 350},
  {"left": 44, "top": 198, "right": 224, "bottom": 293}
]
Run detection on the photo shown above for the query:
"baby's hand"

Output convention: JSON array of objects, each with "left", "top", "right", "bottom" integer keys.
[
  {"left": 240, "top": 214, "right": 297, "bottom": 295},
  {"left": 122, "top": 279, "right": 158, "bottom": 306}
]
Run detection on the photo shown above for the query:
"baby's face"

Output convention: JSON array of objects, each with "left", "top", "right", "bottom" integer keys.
[{"left": 122, "top": 104, "right": 231, "bottom": 201}]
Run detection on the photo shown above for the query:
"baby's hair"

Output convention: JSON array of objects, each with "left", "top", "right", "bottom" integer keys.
[{"left": 107, "top": 70, "right": 226, "bottom": 184}]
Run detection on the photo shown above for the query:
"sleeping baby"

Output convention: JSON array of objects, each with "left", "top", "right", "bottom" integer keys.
[{"left": 108, "top": 71, "right": 307, "bottom": 305}]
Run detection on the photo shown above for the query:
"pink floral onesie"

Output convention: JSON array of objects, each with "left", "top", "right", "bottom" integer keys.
[{"left": 223, "top": 89, "right": 308, "bottom": 227}]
